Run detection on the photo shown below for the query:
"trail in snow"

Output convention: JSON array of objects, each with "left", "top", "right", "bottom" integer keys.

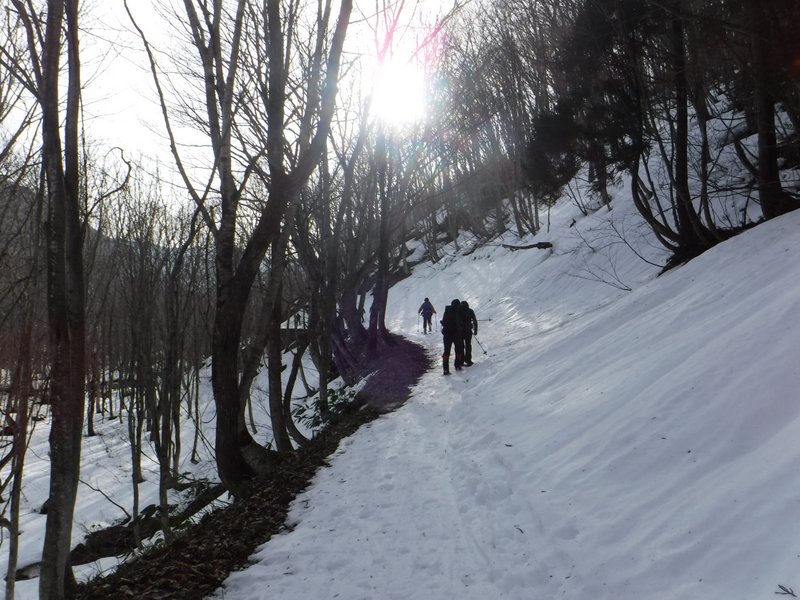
[
  {"left": 212, "top": 337, "right": 510, "bottom": 599},
  {"left": 213, "top": 319, "right": 582, "bottom": 600}
]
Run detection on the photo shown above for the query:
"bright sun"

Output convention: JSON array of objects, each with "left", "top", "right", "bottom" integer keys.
[{"left": 370, "top": 60, "right": 427, "bottom": 126}]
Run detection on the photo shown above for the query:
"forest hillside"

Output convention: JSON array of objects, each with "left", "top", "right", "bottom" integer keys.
[
  {"left": 210, "top": 186, "right": 800, "bottom": 599},
  {"left": 8, "top": 171, "right": 800, "bottom": 598},
  {"left": 1, "top": 1, "right": 799, "bottom": 598},
  {"left": 215, "top": 191, "right": 800, "bottom": 600}
]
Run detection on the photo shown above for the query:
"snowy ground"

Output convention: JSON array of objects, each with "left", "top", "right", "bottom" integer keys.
[
  {"left": 5, "top": 186, "right": 800, "bottom": 599},
  {"left": 208, "top": 196, "right": 800, "bottom": 599}
]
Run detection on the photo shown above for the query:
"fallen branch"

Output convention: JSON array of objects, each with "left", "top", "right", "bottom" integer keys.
[{"left": 501, "top": 242, "right": 553, "bottom": 251}]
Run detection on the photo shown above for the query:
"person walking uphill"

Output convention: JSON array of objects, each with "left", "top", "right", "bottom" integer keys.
[
  {"left": 460, "top": 300, "right": 478, "bottom": 366},
  {"left": 440, "top": 299, "right": 465, "bottom": 375},
  {"left": 418, "top": 298, "right": 437, "bottom": 334}
]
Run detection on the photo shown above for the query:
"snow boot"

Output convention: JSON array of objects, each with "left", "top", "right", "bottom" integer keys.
[{"left": 443, "top": 354, "right": 450, "bottom": 375}]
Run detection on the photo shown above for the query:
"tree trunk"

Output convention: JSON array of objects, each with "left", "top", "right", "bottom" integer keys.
[
  {"left": 267, "top": 288, "right": 292, "bottom": 452},
  {"left": 282, "top": 335, "right": 311, "bottom": 448},
  {"left": 86, "top": 351, "right": 97, "bottom": 437},
  {"left": 670, "top": 11, "right": 711, "bottom": 254},
  {"left": 36, "top": 0, "right": 86, "bottom": 597},
  {"left": 6, "top": 310, "right": 34, "bottom": 599},
  {"left": 211, "top": 292, "right": 256, "bottom": 494},
  {"left": 368, "top": 133, "right": 391, "bottom": 353},
  {"left": 750, "top": 2, "right": 796, "bottom": 219}
]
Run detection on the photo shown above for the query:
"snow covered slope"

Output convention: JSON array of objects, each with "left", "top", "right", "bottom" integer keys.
[{"left": 214, "top": 197, "right": 800, "bottom": 599}]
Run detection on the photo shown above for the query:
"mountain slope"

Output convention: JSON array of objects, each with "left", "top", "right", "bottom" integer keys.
[{"left": 213, "top": 197, "right": 800, "bottom": 599}]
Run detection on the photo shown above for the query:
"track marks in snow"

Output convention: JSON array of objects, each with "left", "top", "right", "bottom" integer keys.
[{"left": 214, "top": 365, "right": 502, "bottom": 599}]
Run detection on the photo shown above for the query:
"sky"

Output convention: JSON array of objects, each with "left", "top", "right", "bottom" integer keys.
[
  {"left": 80, "top": 1, "right": 170, "bottom": 160},
  {"left": 6, "top": 157, "right": 800, "bottom": 598},
  {"left": 80, "top": 0, "right": 455, "bottom": 163}
]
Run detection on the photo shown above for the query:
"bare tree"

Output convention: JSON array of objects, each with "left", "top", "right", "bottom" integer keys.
[
  {"left": 0, "top": 41, "right": 43, "bottom": 600},
  {"left": 6, "top": 0, "right": 86, "bottom": 597},
  {"left": 0, "top": 161, "right": 45, "bottom": 600},
  {"left": 127, "top": 0, "right": 353, "bottom": 494}
]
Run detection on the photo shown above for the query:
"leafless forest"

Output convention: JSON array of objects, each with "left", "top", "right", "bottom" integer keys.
[{"left": 0, "top": 1, "right": 797, "bottom": 597}]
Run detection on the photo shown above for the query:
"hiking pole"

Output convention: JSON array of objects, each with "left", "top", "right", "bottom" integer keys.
[
  {"left": 474, "top": 335, "right": 488, "bottom": 355},
  {"left": 417, "top": 314, "right": 421, "bottom": 333}
]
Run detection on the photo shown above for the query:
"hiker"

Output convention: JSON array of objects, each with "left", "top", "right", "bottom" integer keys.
[
  {"left": 418, "top": 297, "right": 437, "bottom": 334},
  {"left": 459, "top": 300, "right": 478, "bottom": 366},
  {"left": 440, "top": 299, "right": 465, "bottom": 375}
]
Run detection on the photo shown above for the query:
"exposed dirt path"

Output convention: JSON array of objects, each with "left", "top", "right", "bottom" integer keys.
[{"left": 74, "top": 335, "right": 431, "bottom": 599}]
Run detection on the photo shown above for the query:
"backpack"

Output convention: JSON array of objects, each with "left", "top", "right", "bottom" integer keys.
[{"left": 440, "top": 305, "right": 460, "bottom": 335}]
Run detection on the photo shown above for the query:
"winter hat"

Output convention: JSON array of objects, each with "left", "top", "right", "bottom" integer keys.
[
  {"left": 424, "top": 297, "right": 429, "bottom": 302},
  {"left": 451, "top": 299, "right": 460, "bottom": 307}
]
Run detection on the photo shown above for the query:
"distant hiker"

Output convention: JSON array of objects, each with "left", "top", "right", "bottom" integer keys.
[
  {"left": 440, "top": 299, "right": 465, "bottom": 375},
  {"left": 418, "top": 297, "right": 437, "bottom": 334},
  {"left": 459, "top": 300, "right": 478, "bottom": 366}
]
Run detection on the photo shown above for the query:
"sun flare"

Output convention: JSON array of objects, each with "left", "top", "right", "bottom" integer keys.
[{"left": 370, "top": 60, "right": 427, "bottom": 126}]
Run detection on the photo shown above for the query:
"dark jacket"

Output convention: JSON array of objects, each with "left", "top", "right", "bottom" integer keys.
[
  {"left": 460, "top": 303, "right": 477, "bottom": 335},
  {"left": 440, "top": 304, "right": 462, "bottom": 337},
  {"left": 418, "top": 300, "right": 435, "bottom": 317}
]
